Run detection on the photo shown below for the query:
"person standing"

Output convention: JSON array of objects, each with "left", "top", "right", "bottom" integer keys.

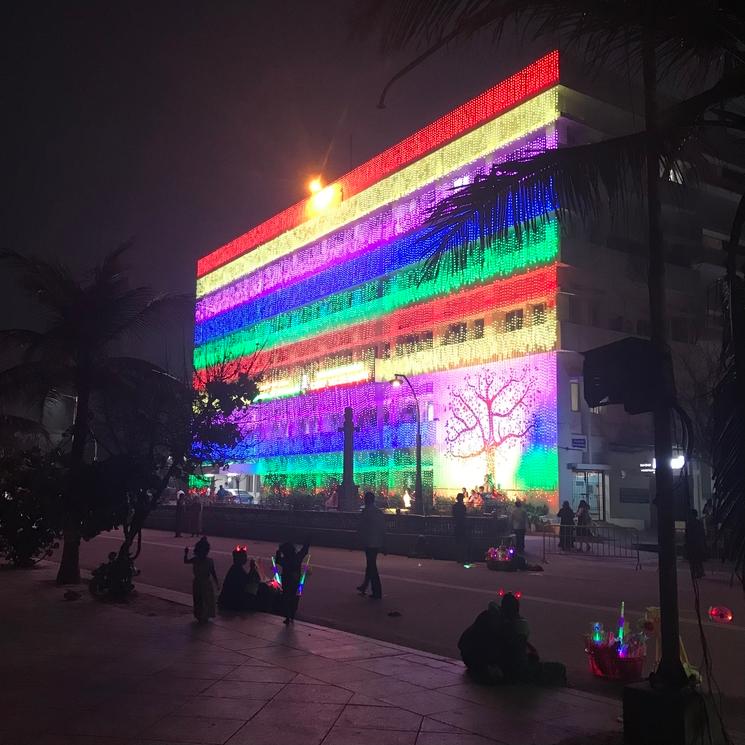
[
  {"left": 275, "top": 541, "right": 310, "bottom": 624},
  {"left": 356, "top": 491, "right": 386, "bottom": 599},
  {"left": 174, "top": 491, "right": 186, "bottom": 538},
  {"left": 685, "top": 508, "right": 707, "bottom": 579},
  {"left": 575, "top": 499, "right": 592, "bottom": 552},
  {"left": 557, "top": 501, "right": 575, "bottom": 551},
  {"left": 510, "top": 499, "right": 528, "bottom": 553},
  {"left": 452, "top": 492, "right": 469, "bottom": 564},
  {"left": 184, "top": 537, "right": 219, "bottom": 623}
]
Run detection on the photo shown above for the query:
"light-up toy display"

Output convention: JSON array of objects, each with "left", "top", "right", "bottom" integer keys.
[{"left": 584, "top": 602, "right": 647, "bottom": 681}]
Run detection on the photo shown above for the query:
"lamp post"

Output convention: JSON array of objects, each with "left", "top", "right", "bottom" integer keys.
[{"left": 392, "top": 373, "right": 424, "bottom": 516}]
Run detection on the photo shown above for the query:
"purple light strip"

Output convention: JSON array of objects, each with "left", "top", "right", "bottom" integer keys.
[{"left": 196, "top": 131, "right": 555, "bottom": 323}]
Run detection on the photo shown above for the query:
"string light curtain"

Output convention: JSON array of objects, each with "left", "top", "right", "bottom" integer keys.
[{"left": 195, "top": 53, "right": 562, "bottom": 505}]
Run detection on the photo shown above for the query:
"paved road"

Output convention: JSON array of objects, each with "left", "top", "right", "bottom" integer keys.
[{"left": 70, "top": 528, "right": 745, "bottom": 707}]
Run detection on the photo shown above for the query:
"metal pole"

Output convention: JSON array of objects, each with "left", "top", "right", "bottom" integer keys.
[
  {"left": 643, "top": 23, "right": 687, "bottom": 689},
  {"left": 395, "top": 374, "right": 425, "bottom": 516}
]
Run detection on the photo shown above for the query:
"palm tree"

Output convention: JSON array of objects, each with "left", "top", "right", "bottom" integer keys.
[
  {"left": 0, "top": 246, "right": 189, "bottom": 583},
  {"left": 366, "top": 0, "right": 745, "bottom": 690}
]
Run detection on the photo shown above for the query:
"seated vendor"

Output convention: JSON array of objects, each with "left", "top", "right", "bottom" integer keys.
[
  {"left": 458, "top": 593, "right": 565, "bottom": 685},
  {"left": 219, "top": 546, "right": 260, "bottom": 611}
]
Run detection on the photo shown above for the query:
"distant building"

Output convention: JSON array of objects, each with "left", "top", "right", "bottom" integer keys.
[{"left": 194, "top": 51, "right": 733, "bottom": 528}]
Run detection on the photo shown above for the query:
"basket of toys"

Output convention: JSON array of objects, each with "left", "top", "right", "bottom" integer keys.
[
  {"left": 485, "top": 545, "right": 516, "bottom": 571},
  {"left": 584, "top": 603, "right": 647, "bottom": 682}
]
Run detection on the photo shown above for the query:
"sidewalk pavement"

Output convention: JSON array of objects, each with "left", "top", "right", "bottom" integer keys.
[{"left": 1, "top": 564, "right": 634, "bottom": 745}]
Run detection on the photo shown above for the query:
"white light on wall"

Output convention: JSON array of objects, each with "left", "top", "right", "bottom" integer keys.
[{"left": 640, "top": 455, "right": 685, "bottom": 473}]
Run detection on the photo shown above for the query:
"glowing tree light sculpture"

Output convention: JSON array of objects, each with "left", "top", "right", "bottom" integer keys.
[{"left": 446, "top": 368, "right": 537, "bottom": 485}]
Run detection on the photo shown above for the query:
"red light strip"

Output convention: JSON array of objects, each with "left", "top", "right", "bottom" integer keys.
[
  {"left": 197, "top": 51, "right": 559, "bottom": 277},
  {"left": 196, "top": 264, "right": 557, "bottom": 384}
]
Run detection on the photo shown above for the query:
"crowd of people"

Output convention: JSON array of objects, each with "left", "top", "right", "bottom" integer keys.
[
  {"left": 555, "top": 499, "right": 594, "bottom": 552},
  {"left": 179, "top": 490, "right": 574, "bottom": 692}
]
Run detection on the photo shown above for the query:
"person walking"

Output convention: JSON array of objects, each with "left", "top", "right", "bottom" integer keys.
[
  {"left": 174, "top": 491, "right": 186, "bottom": 538},
  {"left": 275, "top": 541, "right": 310, "bottom": 624},
  {"left": 575, "top": 500, "right": 592, "bottom": 552},
  {"left": 557, "top": 501, "right": 575, "bottom": 551},
  {"left": 685, "top": 508, "right": 707, "bottom": 579},
  {"left": 356, "top": 491, "right": 385, "bottom": 599},
  {"left": 510, "top": 499, "right": 528, "bottom": 553},
  {"left": 452, "top": 492, "right": 469, "bottom": 564},
  {"left": 184, "top": 537, "right": 219, "bottom": 623}
]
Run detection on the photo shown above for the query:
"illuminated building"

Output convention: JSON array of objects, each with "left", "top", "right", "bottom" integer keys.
[
  {"left": 194, "top": 50, "right": 733, "bottom": 526},
  {"left": 194, "top": 51, "right": 561, "bottom": 508}
]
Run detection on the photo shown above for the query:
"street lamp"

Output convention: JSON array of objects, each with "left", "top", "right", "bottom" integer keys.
[{"left": 391, "top": 373, "right": 424, "bottom": 516}]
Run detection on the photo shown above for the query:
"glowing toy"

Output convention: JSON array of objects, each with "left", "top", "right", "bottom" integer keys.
[
  {"left": 270, "top": 556, "right": 282, "bottom": 590},
  {"left": 298, "top": 554, "right": 311, "bottom": 596},
  {"left": 584, "top": 603, "right": 646, "bottom": 681},
  {"left": 708, "top": 606, "right": 733, "bottom": 624}
]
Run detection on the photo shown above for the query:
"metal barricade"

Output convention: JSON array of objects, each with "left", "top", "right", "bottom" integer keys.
[{"left": 541, "top": 524, "right": 641, "bottom": 569}]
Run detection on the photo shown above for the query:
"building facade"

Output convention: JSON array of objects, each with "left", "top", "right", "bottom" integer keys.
[
  {"left": 195, "top": 52, "right": 562, "bottom": 510},
  {"left": 194, "top": 50, "right": 733, "bottom": 526}
]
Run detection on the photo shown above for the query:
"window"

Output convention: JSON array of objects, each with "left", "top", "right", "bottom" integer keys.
[
  {"left": 531, "top": 303, "right": 547, "bottom": 325},
  {"left": 443, "top": 322, "right": 467, "bottom": 345},
  {"left": 570, "top": 380, "right": 580, "bottom": 412},
  {"left": 620, "top": 487, "right": 649, "bottom": 504},
  {"left": 473, "top": 318, "right": 485, "bottom": 339},
  {"left": 453, "top": 175, "right": 470, "bottom": 188},
  {"left": 426, "top": 402, "right": 435, "bottom": 421},
  {"left": 506, "top": 309, "right": 524, "bottom": 332}
]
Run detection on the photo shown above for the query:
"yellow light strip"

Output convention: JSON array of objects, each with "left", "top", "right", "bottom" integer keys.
[
  {"left": 196, "top": 88, "right": 559, "bottom": 298},
  {"left": 374, "top": 311, "right": 558, "bottom": 382}
]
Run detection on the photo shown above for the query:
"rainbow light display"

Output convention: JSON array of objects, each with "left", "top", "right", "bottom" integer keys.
[{"left": 195, "top": 53, "right": 561, "bottom": 506}]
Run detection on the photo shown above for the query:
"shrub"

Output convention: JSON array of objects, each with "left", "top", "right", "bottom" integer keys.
[{"left": 0, "top": 451, "right": 62, "bottom": 567}]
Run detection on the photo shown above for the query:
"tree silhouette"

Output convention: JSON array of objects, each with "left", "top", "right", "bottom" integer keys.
[{"left": 445, "top": 368, "right": 536, "bottom": 484}]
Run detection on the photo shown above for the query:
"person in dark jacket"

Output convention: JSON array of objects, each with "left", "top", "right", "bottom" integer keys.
[
  {"left": 356, "top": 491, "right": 386, "bottom": 599},
  {"left": 685, "top": 508, "right": 707, "bottom": 579},
  {"left": 219, "top": 546, "right": 261, "bottom": 611},
  {"left": 174, "top": 491, "right": 186, "bottom": 537},
  {"left": 458, "top": 593, "right": 566, "bottom": 686},
  {"left": 275, "top": 540, "right": 310, "bottom": 624},
  {"left": 452, "top": 493, "right": 469, "bottom": 564},
  {"left": 557, "top": 501, "right": 575, "bottom": 551}
]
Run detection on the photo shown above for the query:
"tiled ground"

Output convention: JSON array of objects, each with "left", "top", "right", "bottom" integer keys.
[{"left": 1, "top": 566, "right": 628, "bottom": 745}]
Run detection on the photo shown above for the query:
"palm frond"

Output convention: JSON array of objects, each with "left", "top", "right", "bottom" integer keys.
[
  {"left": 104, "top": 293, "right": 193, "bottom": 343},
  {"left": 0, "top": 250, "right": 82, "bottom": 317},
  {"left": 365, "top": 0, "right": 745, "bottom": 104},
  {"left": 419, "top": 129, "right": 689, "bottom": 279},
  {"left": 0, "top": 414, "right": 50, "bottom": 448},
  {"left": 0, "top": 361, "right": 72, "bottom": 407},
  {"left": 712, "top": 275, "right": 745, "bottom": 584}
]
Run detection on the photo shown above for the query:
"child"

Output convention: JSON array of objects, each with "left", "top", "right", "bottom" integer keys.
[
  {"left": 184, "top": 536, "right": 219, "bottom": 623},
  {"left": 275, "top": 541, "right": 309, "bottom": 625},
  {"left": 219, "top": 545, "right": 253, "bottom": 611}
]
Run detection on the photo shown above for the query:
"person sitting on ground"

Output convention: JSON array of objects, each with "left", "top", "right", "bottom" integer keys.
[
  {"left": 219, "top": 546, "right": 261, "bottom": 611},
  {"left": 458, "top": 593, "right": 565, "bottom": 686}
]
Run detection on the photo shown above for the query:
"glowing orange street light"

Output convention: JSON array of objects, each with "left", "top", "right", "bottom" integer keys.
[{"left": 308, "top": 177, "right": 323, "bottom": 194}]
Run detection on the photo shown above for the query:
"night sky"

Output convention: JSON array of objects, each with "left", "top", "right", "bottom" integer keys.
[{"left": 2, "top": 1, "right": 541, "bottom": 363}]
